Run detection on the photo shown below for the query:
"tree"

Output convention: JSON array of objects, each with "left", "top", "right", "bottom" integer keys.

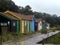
[
  {"left": 19, "top": 5, "right": 33, "bottom": 15},
  {"left": 34, "top": 12, "right": 60, "bottom": 27},
  {"left": 24, "top": 5, "right": 33, "bottom": 15},
  {"left": 0, "top": 0, "right": 19, "bottom": 12},
  {"left": 33, "top": 12, "right": 43, "bottom": 18}
]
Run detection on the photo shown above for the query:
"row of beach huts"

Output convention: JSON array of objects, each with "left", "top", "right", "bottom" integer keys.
[{"left": 0, "top": 10, "right": 50, "bottom": 34}]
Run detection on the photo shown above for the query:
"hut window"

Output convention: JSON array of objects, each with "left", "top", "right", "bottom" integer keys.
[
  {"left": 4, "top": 23, "right": 7, "bottom": 26},
  {"left": 1, "top": 23, "right": 4, "bottom": 26},
  {"left": 13, "top": 22, "right": 15, "bottom": 26},
  {"left": 0, "top": 23, "right": 7, "bottom": 26}
]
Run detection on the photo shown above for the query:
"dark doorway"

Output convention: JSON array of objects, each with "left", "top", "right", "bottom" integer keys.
[
  {"left": 35, "top": 22, "right": 38, "bottom": 31},
  {"left": 0, "top": 26, "right": 2, "bottom": 35},
  {"left": 0, "top": 15, "right": 11, "bottom": 35}
]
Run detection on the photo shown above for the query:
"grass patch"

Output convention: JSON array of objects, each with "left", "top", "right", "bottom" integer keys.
[
  {"left": 40, "top": 30, "right": 48, "bottom": 34},
  {"left": 1, "top": 31, "right": 39, "bottom": 43},
  {"left": 37, "top": 32, "right": 60, "bottom": 44}
]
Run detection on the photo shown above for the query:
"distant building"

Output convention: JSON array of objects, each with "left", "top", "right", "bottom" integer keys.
[
  {"left": 42, "top": 20, "right": 50, "bottom": 30},
  {"left": 46, "top": 23, "right": 50, "bottom": 30},
  {"left": 35, "top": 18, "right": 42, "bottom": 31}
]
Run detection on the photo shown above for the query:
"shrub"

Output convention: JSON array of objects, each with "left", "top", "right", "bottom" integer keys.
[
  {"left": 50, "top": 27, "right": 57, "bottom": 32},
  {"left": 56, "top": 27, "right": 60, "bottom": 30},
  {"left": 41, "top": 29, "right": 47, "bottom": 34}
]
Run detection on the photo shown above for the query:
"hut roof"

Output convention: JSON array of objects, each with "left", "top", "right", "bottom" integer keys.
[
  {"left": 21, "top": 15, "right": 34, "bottom": 20},
  {"left": 4, "top": 11, "right": 21, "bottom": 20},
  {"left": 4, "top": 10, "right": 34, "bottom": 20},
  {"left": 0, "top": 12, "right": 18, "bottom": 20}
]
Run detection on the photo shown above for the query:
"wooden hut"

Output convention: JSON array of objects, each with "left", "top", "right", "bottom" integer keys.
[
  {"left": 35, "top": 19, "right": 42, "bottom": 31},
  {"left": 4, "top": 10, "right": 35, "bottom": 33},
  {"left": 0, "top": 12, "right": 19, "bottom": 35},
  {"left": 4, "top": 11, "right": 25, "bottom": 33},
  {"left": 21, "top": 15, "right": 35, "bottom": 33}
]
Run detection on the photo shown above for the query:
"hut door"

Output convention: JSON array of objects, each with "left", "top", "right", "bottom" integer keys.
[
  {"left": 35, "top": 22, "right": 38, "bottom": 31},
  {"left": 0, "top": 23, "right": 8, "bottom": 35},
  {"left": 1, "top": 26, "right": 8, "bottom": 35},
  {"left": 24, "top": 21, "right": 27, "bottom": 33},
  {"left": 0, "top": 27, "right": 2, "bottom": 35}
]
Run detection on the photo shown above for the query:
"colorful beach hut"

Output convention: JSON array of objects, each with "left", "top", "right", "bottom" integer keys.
[
  {"left": 4, "top": 10, "right": 35, "bottom": 33},
  {"left": 35, "top": 19, "right": 42, "bottom": 31},
  {"left": 4, "top": 11, "right": 25, "bottom": 33},
  {"left": 21, "top": 15, "right": 35, "bottom": 33},
  {"left": 0, "top": 12, "right": 19, "bottom": 34}
]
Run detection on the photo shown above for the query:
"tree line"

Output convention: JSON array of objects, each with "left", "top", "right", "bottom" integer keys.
[{"left": 0, "top": 0, "right": 60, "bottom": 27}]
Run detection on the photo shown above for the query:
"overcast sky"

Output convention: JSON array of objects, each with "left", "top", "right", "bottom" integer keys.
[{"left": 12, "top": 0, "right": 60, "bottom": 16}]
